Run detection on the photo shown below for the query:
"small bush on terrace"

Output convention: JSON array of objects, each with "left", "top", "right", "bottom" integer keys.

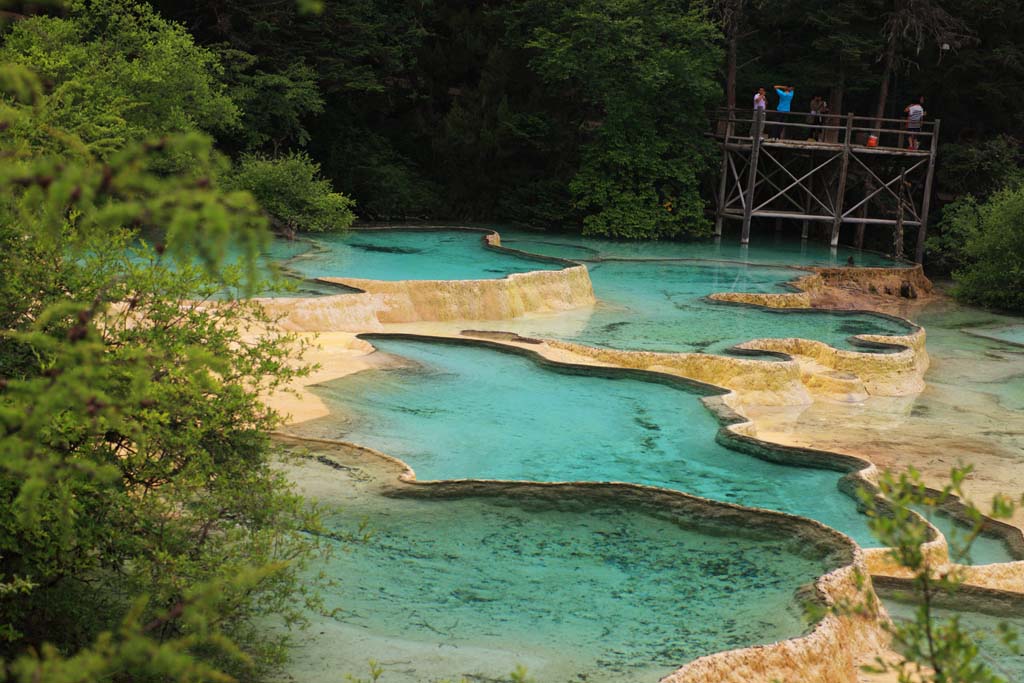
[{"left": 227, "top": 152, "right": 356, "bottom": 234}]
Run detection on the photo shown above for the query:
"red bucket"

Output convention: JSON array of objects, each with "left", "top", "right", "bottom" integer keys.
[{"left": 866, "top": 135, "right": 879, "bottom": 148}]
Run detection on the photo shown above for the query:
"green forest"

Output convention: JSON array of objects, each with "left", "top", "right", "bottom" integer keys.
[{"left": 1, "top": 0, "right": 1023, "bottom": 681}]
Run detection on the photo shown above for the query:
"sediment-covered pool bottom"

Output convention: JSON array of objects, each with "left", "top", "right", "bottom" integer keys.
[{"left": 278, "top": 445, "right": 851, "bottom": 683}]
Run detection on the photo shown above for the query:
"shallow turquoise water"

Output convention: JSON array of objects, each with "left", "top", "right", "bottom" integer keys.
[
  {"left": 965, "top": 323, "right": 1024, "bottom": 348},
  {"left": 912, "top": 306, "right": 1024, "bottom": 413},
  {"left": 494, "top": 259, "right": 913, "bottom": 354},
  {"left": 907, "top": 505, "right": 1017, "bottom": 565},
  {"left": 882, "top": 597, "right": 1024, "bottom": 681},
  {"left": 295, "top": 338, "right": 878, "bottom": 547},
  {"left": 497, "top": 227, "right": 899, "bottom": 267},
  {"left": 294, "top": 486, "right": 830, "bottom": 683},
  {"left": 283, "top": 229, "right": 562, "bottom": 281}
]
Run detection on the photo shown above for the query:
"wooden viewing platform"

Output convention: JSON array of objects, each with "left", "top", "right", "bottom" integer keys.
[{"left": 710, "top": 108, "right": 939, "bottom": 262}]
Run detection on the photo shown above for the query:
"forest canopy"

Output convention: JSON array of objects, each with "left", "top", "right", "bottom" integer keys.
[{"left": 148, "top": 0, "right": 1024, "bottom": 236}]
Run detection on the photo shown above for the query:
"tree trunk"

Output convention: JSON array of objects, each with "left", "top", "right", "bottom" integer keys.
[
  {"left": 726, "top": 29, "right": 737, "bottom": 111},
  {"left": 829, "top": 66, "right": 845, "bottom": 144},
  {"left": 873, "top": 42, "right": 896, "bottom": 133}
]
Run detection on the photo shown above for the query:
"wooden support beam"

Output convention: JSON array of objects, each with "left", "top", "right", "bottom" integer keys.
[
  {"left": 915, "top": 119, "right": 941, "bottom": 264},
  {"left": 714, "top": 149, "right": 729, "bottom": 236},
  {"left": 895, "top": 169, "right": 907, "bottom": 260},
  {"left": 831, "top": 113, "right": 854, "bottom": 247},
  {"left": 741, "top": 110, "right": 764, "bottom": 244},
  {"left": 855, "top": 196, "right": 867, "bottom": 250},
  {"left": 802, "top": 154, "right": 813, "bottom": 239}
]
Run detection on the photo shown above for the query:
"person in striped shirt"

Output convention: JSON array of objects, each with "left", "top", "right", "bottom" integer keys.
[{"left": 905, "top": 96, "right": 926, "bottom": 150}]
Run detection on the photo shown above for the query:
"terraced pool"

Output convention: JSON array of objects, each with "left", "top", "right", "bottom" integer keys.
[
  {"left": 268, "top": 227, "right": 1021, "bottom": 682},
  {"left": 488, "top": 259, "right": 912, "bottom": 354},
  {"left": 269, "top": 228, "right": 915, "bottom": 354},
  {"left": 293, "top": 337, "right": 878, "bottom": 547},
  {"left": 281, "top": 228, "right": 563, "bottom": 281},
  {"left": 281, "top": 449, "right": 840, "bottom": 683}
]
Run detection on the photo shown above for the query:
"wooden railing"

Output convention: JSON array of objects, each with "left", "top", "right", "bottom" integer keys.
[{"left": 712, "top": 108, "right": 937, "bottom": 151}]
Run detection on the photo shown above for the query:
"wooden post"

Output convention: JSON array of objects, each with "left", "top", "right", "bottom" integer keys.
[
  {"left": 741, "top": 109, "right": 764, "bottom": 244},
  {"left": 915, "top": 119, "right": 941, "bottom": 263},
  {"left": 801, "top": 153, "right": 813, "bottom": 239},
  {"left": 894, "top": 168, "right": 906, "bottom": 260},
  {"left": 830, "top": 113, "right": 854, "bottom": 247},
  {"left": 714, "top": 116, "right": 731, "bottom": 236},
  {"left": 855, "top": 194, "right": 867, "bottom": 249}
]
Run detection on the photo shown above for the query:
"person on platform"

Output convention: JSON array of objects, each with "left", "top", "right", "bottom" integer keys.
[
  {"left": 772, "top": 84, "right": 794, "bottom": 139},
  {"left": 807, "top": 95, "right": 822, "bottom": 140},
  {"left": 905, "top": 96, "right": 926, "bottom": 150},
  {"left": 751, "top": 87, "right": 767, "bottom": 136},
  {"left": 815, "top": 97, "right": 830, "bottom": 141}
]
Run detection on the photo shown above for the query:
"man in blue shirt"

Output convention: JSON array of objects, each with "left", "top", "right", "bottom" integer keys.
[{"left": 772, "top": 84, "right": 794, "bottom": 139}]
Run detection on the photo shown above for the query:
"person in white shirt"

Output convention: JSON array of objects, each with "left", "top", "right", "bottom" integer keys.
[
  {"left": 751, "top": 87, "right": 767, "bottom": 136},
  {"left": 754, "top": 87, "right": 767, "bottom": 111},
  {"left": 905, "top": 96, "right": 926, "bottom": 150}
]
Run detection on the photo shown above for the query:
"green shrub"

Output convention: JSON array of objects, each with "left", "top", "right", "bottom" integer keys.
[
  {"left": 0, "top": 63, "right": 326, "bottom": 679},
  {"left": 944, "top": 185, "right": 1024, "bottom": 312},
  {"left": 927, "top": 195, "right": 980, "bottom": 275},
  {"left": 937, "top": 137, "right": 1024, "bottom": 200},
  {"left": 228, "top": 152, "right": 356, "bottom": 233},
  {"left": 0, "top": 0, "right": 239, "bottom": 157}
]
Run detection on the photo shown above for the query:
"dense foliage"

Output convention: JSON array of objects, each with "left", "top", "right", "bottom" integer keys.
[
  {"left": 226, "top": 153, "right": 356, "bottom": 233},
  {"left": 0, "top": 0, "right": 238, "bottom": 158},
  {"left": 929, "top": 187, "right": 1024, "bottom": 312},
  {"left": 153, "top": 0, "right": 724, "bottom": 237},
  {"left": 525, "top": 1, "right": 720, "bottom": 237},
  {"left": 0, "top": 14, "right": 328, "bottom": 683},
  {"left": 145, "top": 0, "right": 1024, "bottom": 246}
]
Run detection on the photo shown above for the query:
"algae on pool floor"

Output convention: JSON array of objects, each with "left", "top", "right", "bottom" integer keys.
[{"left": 279, "top": 454, "right": 837, "bottom": 683}]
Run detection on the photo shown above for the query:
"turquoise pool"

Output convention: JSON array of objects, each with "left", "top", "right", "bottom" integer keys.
[
  {"left": 281, "top": 229, "right": 563, "bottom": 281},
  {"left": 497, "top": 226, "right": 900, "bottom": 267},
  {"left": 492, "top": 259, "right": 912, "bottom": 354},
  {"left": 294, "top": 337, "right": 878, "bottom": 547},
  {"left": 882, "top": 596, "right": 1024, "bottom": 681},
  {"left": 908, "top": 505, "right": 1017, "bottom": 566},
  {"left": 284, "top": 452, "right": 835, "bottom": 683},
  {"left": 267, "top": 229, "right": 914, "bottom": 354}
]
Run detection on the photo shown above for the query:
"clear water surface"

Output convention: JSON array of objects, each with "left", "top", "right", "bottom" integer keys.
[
  {"left": 882, "top": 596, "right": 1024, "bottom": 681},
  {"left": 270, "top": 229, "right": 914, "bottom": 353},
  {"left": 907, "top": 505, "right": 1018, "bottom": 566},
  {"left": 497, "top": 226, "right": 900, "bottom": 267},
  {"left": 282, "top": 229, "right": 563, "bottom": 281},
  {"left": 294, "top": 337, "right": 878, "bottom": 547},
  {"left": 484, "top": 259, "right": 913, "bottom": 354}
]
